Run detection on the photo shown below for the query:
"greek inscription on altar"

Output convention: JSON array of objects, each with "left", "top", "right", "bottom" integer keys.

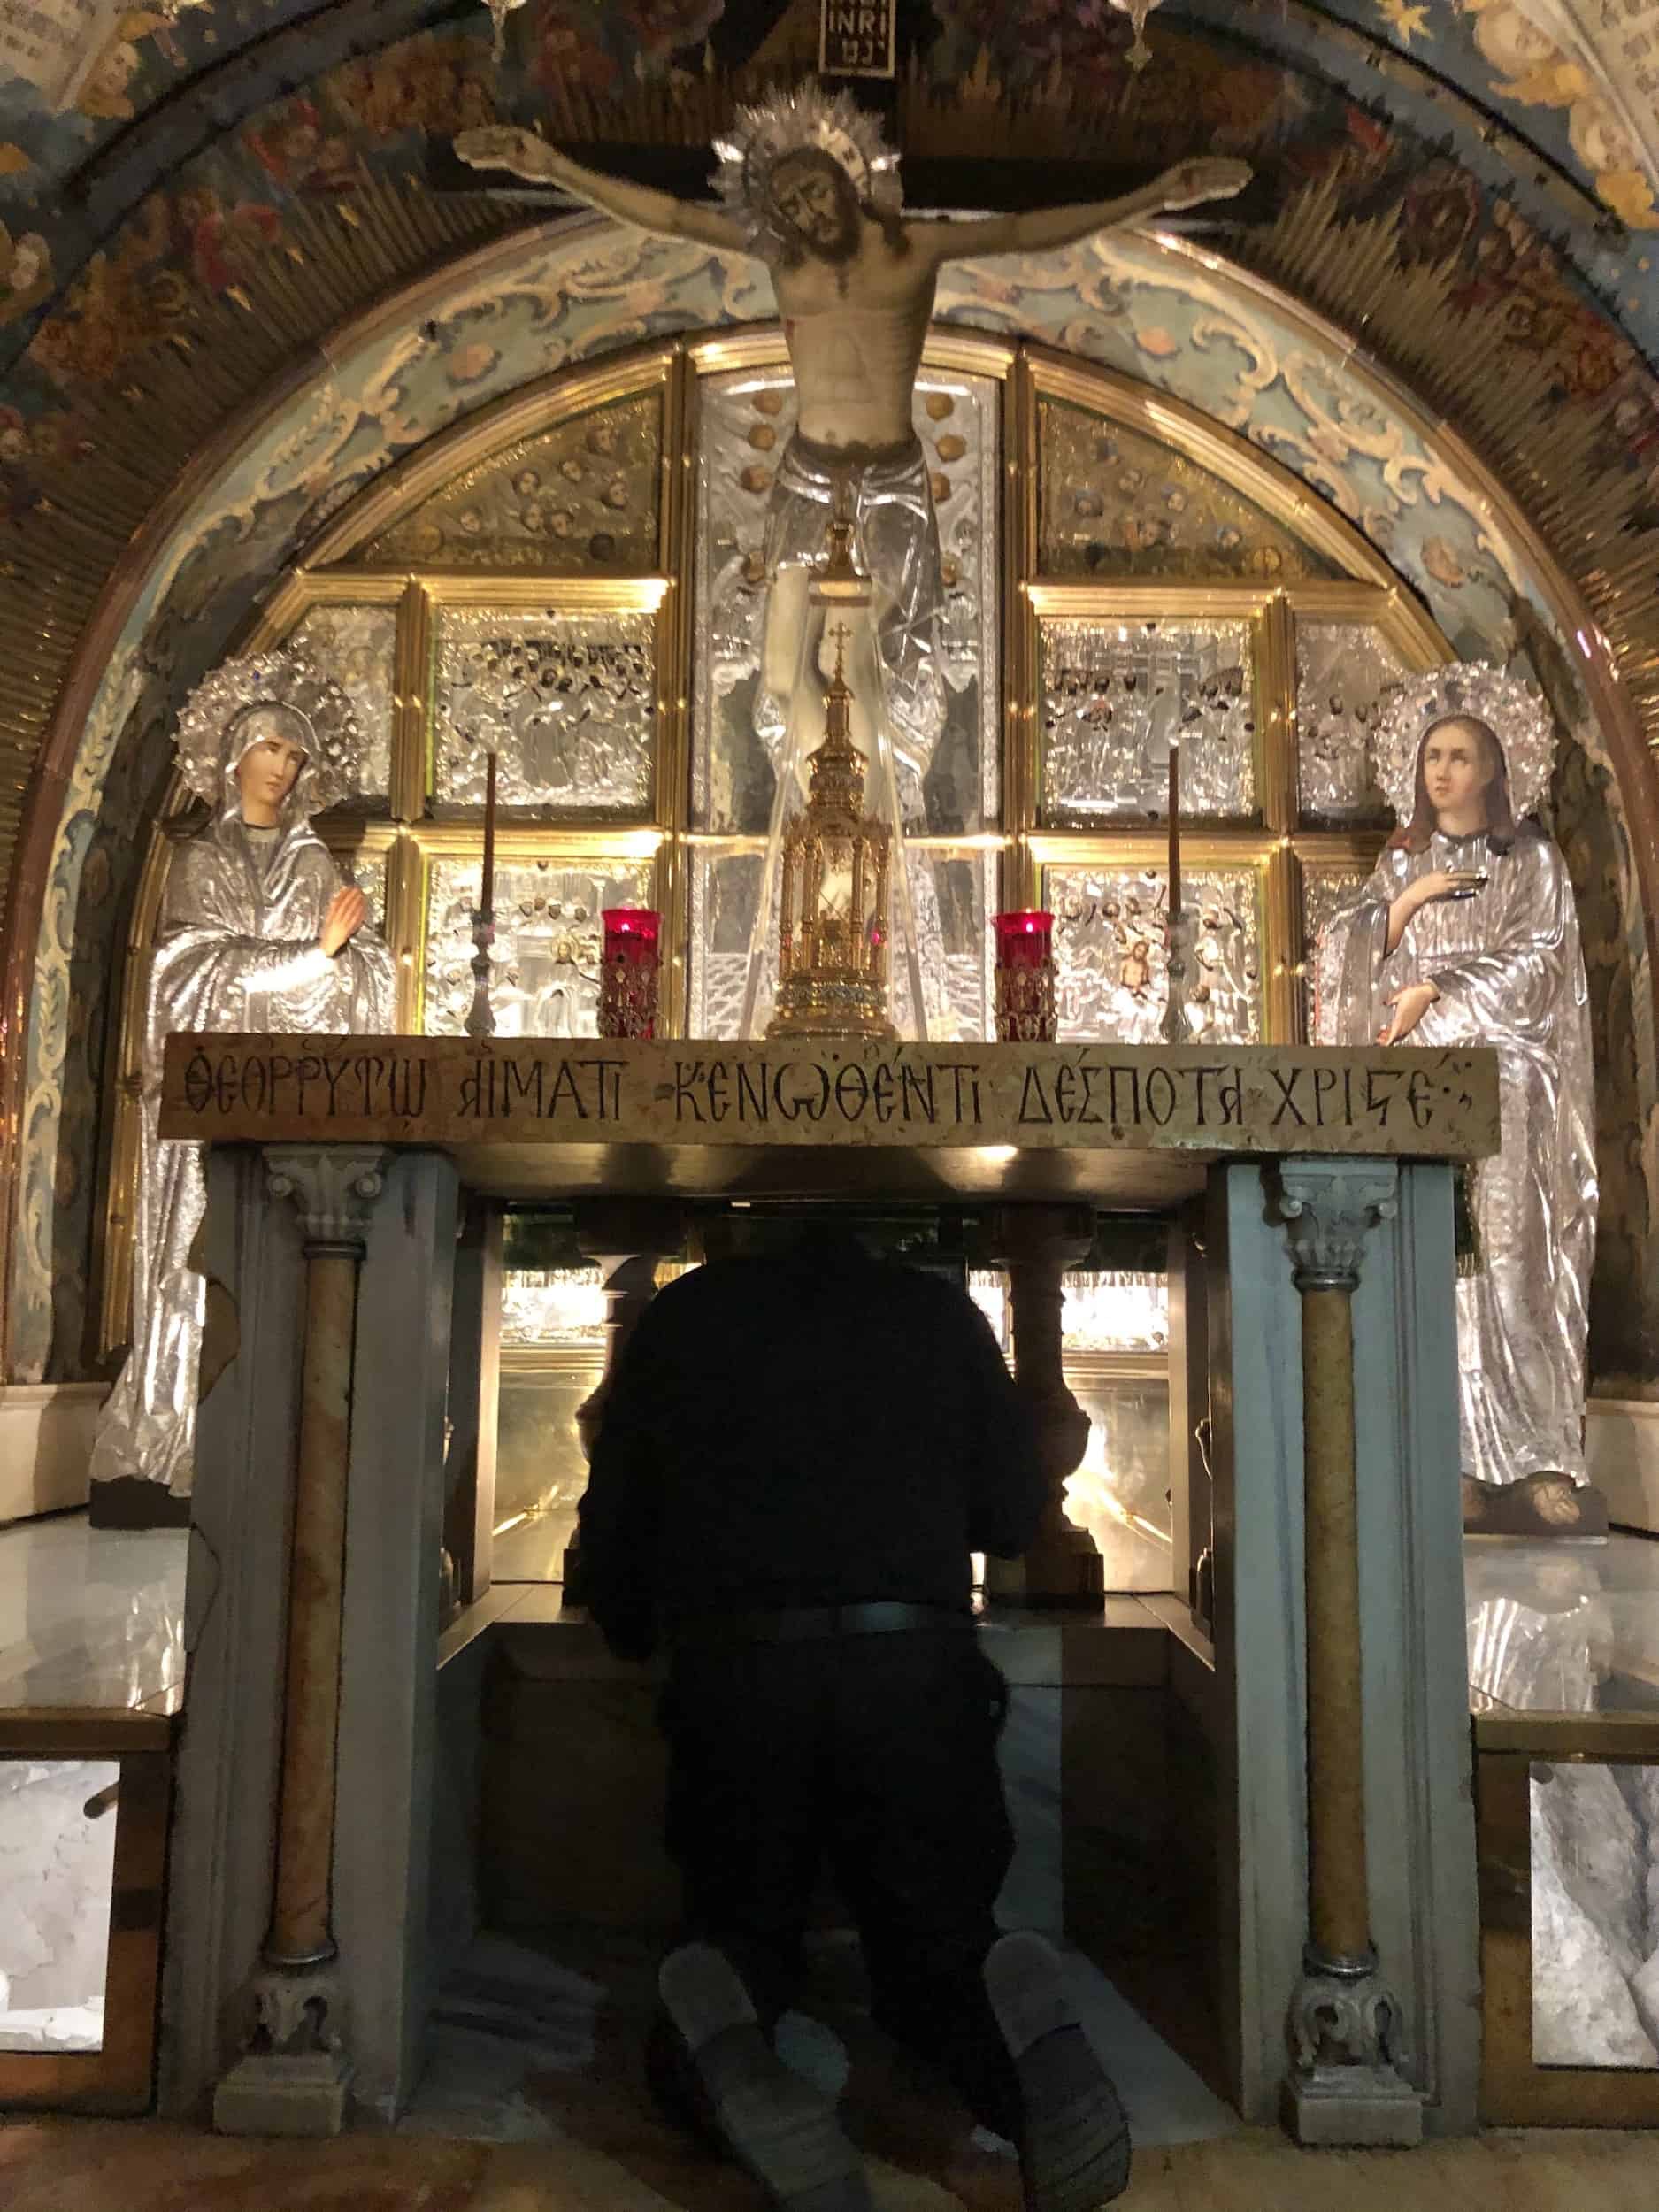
[
  {"left": 163, "top": 1035, "right": 1498, "bottom": 1162},
  {"left": 818, "top": 0, "right": 895, "bottom": 78}
]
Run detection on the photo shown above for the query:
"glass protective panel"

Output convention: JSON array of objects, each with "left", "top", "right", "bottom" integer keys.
[
  {"left": 1530, "top": 1759, "right": 1659, "bottom": 2070},
  {"left": 434, "top": 607, "right": 656, "bottom": 817},
  {"left": 422, "top": 853, "right": 653, "bottom": 1037},
  {"left": 1041, "top": 618, "right": 1255, "bottom": 824},
  {"left": 1064, "top": 1371, "right": 1174, "bottom": 1594},
  {"left": 687, "top": 843, "right": 995, "bottom": 1043},
  {"left": 289, "top": 603, "right": 396, "bottom": 807},
  {"left": 1296, "top": 620, "right": 1407, "bottom": 827},
  {"left": 1048, "top": 864, "right": 1263, "bottom": 1042},
  {"left": 0, "top": 1758, "right": 119, "bottom": 2052},
  {"left": 495, "top": 1364, "right": 601, "bottom": 1580},
  {"left": 693, "top": 362, "right": 1000, "bottom": 834}
]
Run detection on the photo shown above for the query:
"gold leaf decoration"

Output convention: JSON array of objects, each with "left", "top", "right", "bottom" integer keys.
[
  {"left": 1038, "top": 400, "right": 1337, "bottom": 581},
  {"left": 357, "top": 391, "right": 664, "bottom": 572}
]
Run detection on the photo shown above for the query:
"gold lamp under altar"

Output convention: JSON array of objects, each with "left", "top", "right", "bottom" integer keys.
[{"left": 768, "top": 625, "right": 895, "bottom": 1041}]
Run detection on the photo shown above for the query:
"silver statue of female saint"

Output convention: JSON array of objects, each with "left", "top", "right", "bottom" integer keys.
[
  {"left": 90, "top": 649, "right": 395, "bottom": 1500},
  {"left": 1313, "top": 665, "right": 1600, "bottom": 1534}
]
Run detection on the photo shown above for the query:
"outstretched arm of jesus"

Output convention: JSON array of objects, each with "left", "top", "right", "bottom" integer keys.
[
  {"left": 915, "top": 155, "right": 1249, "bottom": 267},
  {"left": 455, "top": 125, "right": 750, "bottom": 253}
]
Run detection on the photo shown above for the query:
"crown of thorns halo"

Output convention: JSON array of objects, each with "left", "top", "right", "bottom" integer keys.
[
  {"left": 173, "top": 648, "right": 362, "bottom": 816},
  {"left": 1371, "top": 662, "right": 1558, "bottom": 825},
  {"left": 714, "top": 82, "right": 902, "bottom": 251}
]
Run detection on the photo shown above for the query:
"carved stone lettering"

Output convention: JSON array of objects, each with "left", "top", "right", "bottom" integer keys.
[{"left": 159, "top": 1034, "right": 1498, "bottom": 1166}]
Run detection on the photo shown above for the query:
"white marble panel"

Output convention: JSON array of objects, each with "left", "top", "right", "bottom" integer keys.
[{"left": 0, "top": 1757, "right": 118, "bottom": 2051}]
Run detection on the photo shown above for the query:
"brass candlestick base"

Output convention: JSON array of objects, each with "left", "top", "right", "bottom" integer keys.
[{"left": 464, "top": 910, "right": 495, "bottom": 1041}]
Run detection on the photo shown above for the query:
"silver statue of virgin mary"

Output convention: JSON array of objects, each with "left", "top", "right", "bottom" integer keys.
[
  {"left": 89, "top": 649, "right": 396, "bottom": 1498},
  {"left": 1313, "top": 664, "right": 1599, "bottom": 1529}
]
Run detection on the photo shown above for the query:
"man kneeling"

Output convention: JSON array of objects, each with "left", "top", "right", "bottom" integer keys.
[{"left": 579, "top": 1219, "right": 1132, "bottom": 2212}]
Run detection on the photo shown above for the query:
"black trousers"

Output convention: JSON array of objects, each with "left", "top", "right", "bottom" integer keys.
[{"left": 655, "top": 1625, "right": 1024, "bottom": 2142}]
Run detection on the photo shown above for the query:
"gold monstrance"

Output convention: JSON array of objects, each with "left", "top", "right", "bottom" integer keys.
[{"left": 768, "top": 626, "right": 895, "bottom": 1040}]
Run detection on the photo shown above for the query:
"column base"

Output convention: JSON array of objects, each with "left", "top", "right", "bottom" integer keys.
[
  {"left": 213, "top": 2049, "right": 352, "bottom": 2138},
  {"left": 1282, "top": 2062, "right": 1423, "bottom": 2147},
  {"left": 983, "top": 1522, "right": 1105, "bottom": 1609}
]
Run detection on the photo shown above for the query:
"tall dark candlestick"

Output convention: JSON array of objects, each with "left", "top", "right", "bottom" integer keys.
[
  {"left": 480, "top": 748, "right": 498, "bottom": 915},
  {"left": 1167, "top": 736, "right": 1181, "bottom": 919}
]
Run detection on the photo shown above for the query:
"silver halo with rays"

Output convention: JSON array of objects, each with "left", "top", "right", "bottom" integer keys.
[
  {"left": 1371, "top": 662, "right": 1558, "bottom": 825},
  {"left": 714, "top": 82, "right": 902, "bottom": 254},
  {"left": 173, "top": 648, "right": 362, "bottom": 818}
]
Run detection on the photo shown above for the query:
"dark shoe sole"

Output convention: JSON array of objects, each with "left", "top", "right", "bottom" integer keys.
[
  {"left": 657, "top": 1944, "right": 872, "bottom": 2212},
  {"left": 985, "top": 1932, "right": 1132, "bottom": 2212}
]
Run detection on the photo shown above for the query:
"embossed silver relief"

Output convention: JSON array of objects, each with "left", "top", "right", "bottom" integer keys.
[
  {"left": 692, "top": 365, "right": 1000, "bottom": 836},
  {"left": 1041, "top": 619, "right": 1255, "bottom": 823},
  {"left": 288, "top": 605, "right": 398, "bottom": 806},
  {"left": 1049, "top": 864, "right": 1262, "bottom": 1043},
  {"left": 499, "top": 1268, "right": 608, "bottom": 1347},
  {"left": 1301, "top": 866, "right": 1369, "bottom": 1036},
  {"left": 423, "top": 856, "right": 653, "bottom": 1038},
  {"left": 1295, "top": 621, "right": 1404, "bottom": 826},
  {"left": 434, "top": 608, "right": 656, "bottom": 816}
]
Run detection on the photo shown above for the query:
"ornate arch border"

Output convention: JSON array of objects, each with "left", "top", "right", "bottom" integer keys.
[{"left": 2, "top": 205, "right": 1654, "bottom": 1376}]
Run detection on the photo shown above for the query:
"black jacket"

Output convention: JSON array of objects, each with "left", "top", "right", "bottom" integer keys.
[{"left": 578, "top": 1229, "right": 1047, "bottom": 1660}]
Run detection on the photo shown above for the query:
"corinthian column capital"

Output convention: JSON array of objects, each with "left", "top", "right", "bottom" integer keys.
[
  {"left": 265, "top": 1146, "right": 391, "bottom": 1256},
  {"left": 1278, "top": 1160, "right": 1399, "bottom": 1294}
]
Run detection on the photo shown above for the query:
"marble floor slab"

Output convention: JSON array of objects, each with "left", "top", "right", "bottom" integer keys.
[
  {"left": 6, "top": 2117, "right": 1659, "bottom": 2210},
  {"left": 401, "top": 1924, "right": 1234, "bottom": 2170},
  {"left": 0, "top": 1513, "right": 187, "bottom": 1713}
]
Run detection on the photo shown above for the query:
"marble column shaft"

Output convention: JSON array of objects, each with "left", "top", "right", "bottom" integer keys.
[
  {"left": 211, "top": 1146, "right": 389, "bottom": 2139},
  {"left": 1298, "top": 1281, "right": 1371, "bottom": 1967},
  {"left": 1278, "top": 1159, "right": 1419, "bottom": 2146},
  {"left": 267, "top": 1242, "right": 357, "bottom": 1967}
]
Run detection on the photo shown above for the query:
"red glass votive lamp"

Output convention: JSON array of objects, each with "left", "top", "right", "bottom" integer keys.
[
  {"left": 993, "top": 910, "right": 1057, "bottom": 1043},
  {"left": 598, "top": 908, "right": 661, "bottom": 1040}
]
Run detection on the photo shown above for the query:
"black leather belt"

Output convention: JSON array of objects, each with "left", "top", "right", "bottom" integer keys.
[{"left": 672, "top": 1601, "right": 972, "bottom": 1647}]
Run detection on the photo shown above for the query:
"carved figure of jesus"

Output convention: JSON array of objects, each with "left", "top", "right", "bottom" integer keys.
[{"left": 457, "top": 94, "right": 1248, "bottom": 764}]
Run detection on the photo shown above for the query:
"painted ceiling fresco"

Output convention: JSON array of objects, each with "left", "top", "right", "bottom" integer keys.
[
  {"left": 0, "top": 5, "right": 1653, "bottom": 555},
  {"left": 0, "top": 0, "right": 1654, "bottom": 388},
  {"left": 1309, "top": 0, "right": 1657, "bottom": 227}
]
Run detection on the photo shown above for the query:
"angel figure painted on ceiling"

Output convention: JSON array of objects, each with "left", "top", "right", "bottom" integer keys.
[
  {"left": 88, "top": 649, "right": 394, "bottom": 1521},
  {"left": 1313, "top": 664, "right": 1602, "bottom": 1540},
  {"left": 457, "top": 84, "right": 1247, "bottom": 776}
]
